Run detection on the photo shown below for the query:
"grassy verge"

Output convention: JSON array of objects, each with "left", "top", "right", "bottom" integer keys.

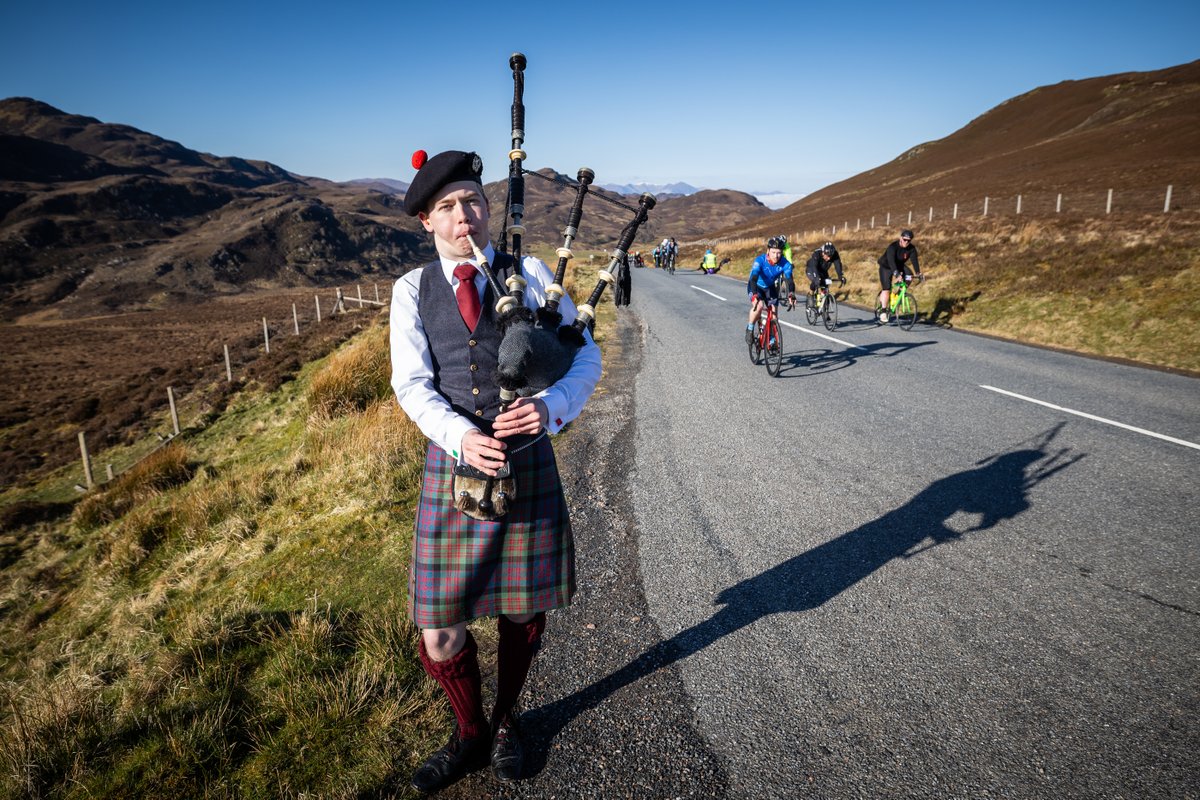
[
  {"left": 682, "top": 213, "right": 1200, "bottom": 374},
  {"left": 0, "top": 253, "right": 614, "bottom": 799}
]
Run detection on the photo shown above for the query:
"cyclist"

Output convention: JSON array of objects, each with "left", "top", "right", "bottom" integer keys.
[
  {"left": 652, "top": 245, "right": 661, "bottom": 269},
  {"left": 745, "top": 236, "right": 795, "bottom": 342},
  {"left": 780, "top": 235, "right": 794, "bottom": 269},
  {"left": 700, "top": 247, "right": 718, "bottom": 273},
  {"left": 806, "top": 241, "right": 846, "bottom": 299},
  {"left": 877, "top": 229, "right": 923, "bottom": 322}
]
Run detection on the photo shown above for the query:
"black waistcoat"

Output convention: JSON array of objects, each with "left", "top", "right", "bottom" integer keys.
[{"left": 417, "top": 252, "right": 517, "bottom": 428}]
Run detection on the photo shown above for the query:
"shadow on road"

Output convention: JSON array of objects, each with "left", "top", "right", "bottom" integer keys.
[
  {"left": 520, "top": 424, "right": 1084, "bottom": 776},
  {"left": 776, "top": 338, "right": 937, "bottom": 377}
]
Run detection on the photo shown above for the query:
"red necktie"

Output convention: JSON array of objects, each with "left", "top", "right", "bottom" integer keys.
[{"left": 453, "top": 262, "right": 481, "bottom": 330}]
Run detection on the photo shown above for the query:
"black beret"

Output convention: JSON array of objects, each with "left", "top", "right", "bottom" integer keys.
[{"left": 404, "top": 149, "right": 484, "bottom": 216}]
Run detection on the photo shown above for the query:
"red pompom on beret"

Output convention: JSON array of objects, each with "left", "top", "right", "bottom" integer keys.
[{"left": 411, "top": 149, "right": 428, "bottom": 170}]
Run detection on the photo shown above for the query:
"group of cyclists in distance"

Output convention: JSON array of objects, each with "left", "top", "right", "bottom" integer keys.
[
  {"left": 652, "top": 238, "right": 678, "bottom": 272},
  {"left": 742, "top": 229, "right": 924, "bottom": 342}
]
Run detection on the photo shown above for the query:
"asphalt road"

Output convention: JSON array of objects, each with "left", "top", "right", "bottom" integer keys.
[{"left": 444, "top": 267, "right": 1199, "bottom": 800}]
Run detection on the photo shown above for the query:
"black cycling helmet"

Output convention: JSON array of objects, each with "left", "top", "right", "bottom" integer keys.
[
  {"left": 821, "top": 242, "right": 836, "bottom": 256},
  {"left": 900, "top": 229, "right": 914, "bottom": 240},
  {"left": 766, "top": 236, "right": 784, "bottom": 250}
]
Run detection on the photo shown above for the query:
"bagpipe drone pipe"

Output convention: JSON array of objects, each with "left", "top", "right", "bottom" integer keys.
[{"left": 466, "top": 53, "right": 656, "bottom": 409}]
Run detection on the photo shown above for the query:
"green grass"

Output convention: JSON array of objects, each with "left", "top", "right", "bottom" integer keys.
[{"left": 0, "top": 313, "right": 445, "bottom": 799}]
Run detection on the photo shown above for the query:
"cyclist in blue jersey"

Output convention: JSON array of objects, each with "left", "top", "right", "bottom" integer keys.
[{"left": 745, "top": 236, "right": 796, "bottom": 342}]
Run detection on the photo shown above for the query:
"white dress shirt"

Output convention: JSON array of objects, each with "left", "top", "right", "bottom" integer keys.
[{"left": 389, "top": 242, "right": 603, "bottom": 459}]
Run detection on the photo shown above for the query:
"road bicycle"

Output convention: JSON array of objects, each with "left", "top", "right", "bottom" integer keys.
[
  {"left": 876, "top": 272, "right": 920, "bottom": 330},
  {"left": 747, "top": 277, "right": 791, "bottom": 376},
  {"left": 665, "top": 251, "right": 675, "bottom": 275},
  {"left": 804, "top": 277, "right": 839, "bottom": 332}
]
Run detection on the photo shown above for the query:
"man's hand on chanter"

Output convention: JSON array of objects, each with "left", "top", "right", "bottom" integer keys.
[
  {"left": 493, "top": 397, "right": 549, "bottom": 439},
  {"left": 461, "top": 429, "right": 507, "bottom": 474}
]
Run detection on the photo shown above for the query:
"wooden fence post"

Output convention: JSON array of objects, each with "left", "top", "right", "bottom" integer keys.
[
  {"left": 928, "top": 206, "right": 933, "bottom": 222},
  {"left": 1106, "top": 188, "right": 1113, "bottom": 214},
  {"left": 78, "top": 431, "right": 94, "bottom": 489},
  {"left": 263, "top": 317, "right": 270, "bottom": 353},
  {"left": 315, "top": 294, "right": 322, "bottom": 323},
  {"left": 223, "top": 344, "right": 232, "bottom": 382},
  {"left": 1017, "top": 194, "right": 1022, "bottom": 214},
  {"left": 375, "top": 283, "right": 380, "bottom": 303},
  {"left": 886, "top": 212, "right": 891, "bottom": 226},
  {"left": 356, "top": 285, "right": 363, "bottom": 307},
  {"left": 983, "top": 196, "right": 989, "bottom": 217},
  {"left": 334, "top": 288, "right": 346, "bottom": 314},
  {"left": 106, "top": 464, "right": 114, "bottom": 482},
  {"left": 1057, "top": 193, "right": 1062, "bottom": 213},
  {"left": 908, "top": 210, "right": 913, "bottom": 225},
  {"left": 167, "top": 386, "right": 180, "bottom": 436},
  {"left": 871, "top": 216, "right": 875, "bottom": 229},
  {"left": 1164, "top": 184, "right": 1173, "bottom": 213},
  {"left": 953, "top": 203, "right": 958, "bottom": 220},
  {"left": 293, "top": 303, "right": 300, "bottom": 335}
]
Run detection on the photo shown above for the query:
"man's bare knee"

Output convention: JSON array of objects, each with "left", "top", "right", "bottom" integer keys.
[{"left": 422, "top": 624, "right": 468, "bottom": 661}]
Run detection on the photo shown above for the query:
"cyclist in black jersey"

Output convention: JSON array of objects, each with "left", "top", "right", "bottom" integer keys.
[
  {"left": 806, "top": 241, "right": 846, "bottom": 295},
  {"left": 877, "top": 229, "right": 923, "bottom": 321}
]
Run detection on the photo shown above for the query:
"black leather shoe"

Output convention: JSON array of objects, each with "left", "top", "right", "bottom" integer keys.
[
  {"left": 410, "top": 726, "right": 489, "bottom": 794},
  {"left": 490, "top": 717, "right": 525, "bottom": 782}
]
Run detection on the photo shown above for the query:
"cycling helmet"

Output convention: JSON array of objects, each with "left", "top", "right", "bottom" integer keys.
[
  {"left": 778, "top": 234, "right": 787, "bottom": 244},
  {"left": 766, "top": 236, "right": 784, "bottom": 249},
  {"left": 900, "top": 229, "right": 914, "bottom": 240},
  {"left": 821, "top": 242, "right": 836, "bottom": 256}
]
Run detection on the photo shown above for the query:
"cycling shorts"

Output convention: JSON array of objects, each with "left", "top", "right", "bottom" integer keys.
[
  {"left": 879, "top": 266, "right": 910, "bottom": 290},
  {"left": 807, "top": 264, "right": 831, "bottom": 290},
  {"left": 751, "top": 283, "right": 779, "bottom": 305}
]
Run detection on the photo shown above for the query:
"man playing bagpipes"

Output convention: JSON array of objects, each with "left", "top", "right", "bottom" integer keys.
[{"left": 389, "top": 148, "right": 601, "bottom": 792}]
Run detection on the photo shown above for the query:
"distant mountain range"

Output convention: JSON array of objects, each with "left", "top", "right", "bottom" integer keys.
[{"left": 598, "top": 181, "right": 701, "bottom": 197}]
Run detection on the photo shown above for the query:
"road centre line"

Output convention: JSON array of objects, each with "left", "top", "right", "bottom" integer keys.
[
  {"left": 690, "top": 285, "right": 727, "bottom": 301},
  {"left": 980, "top": 385, "right": 1200, "bottom": 451}
]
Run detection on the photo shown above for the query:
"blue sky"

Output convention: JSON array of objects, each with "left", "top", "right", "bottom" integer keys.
[{"left": 1, "top": 0, "right": 1197, "bottom": 206}]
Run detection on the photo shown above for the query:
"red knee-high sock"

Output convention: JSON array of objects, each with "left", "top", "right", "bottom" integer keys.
[
  {"left": 419, "top": 632, "right": 486, "bottom": 740},
  {"left": 493, "top": 613, "right": 546, "bottom": 724}
]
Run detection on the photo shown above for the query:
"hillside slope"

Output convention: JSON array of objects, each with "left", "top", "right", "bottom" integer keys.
[{"left": 723, "top": 59, "right": 1200, "bottom": 239}]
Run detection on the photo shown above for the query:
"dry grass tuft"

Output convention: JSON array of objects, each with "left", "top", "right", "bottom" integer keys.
[
  {"left": 306, "top": 323, "right": 392, "bottom": 418},
  {"left": 72, "top": 443, "right": 194, "bottom": 530}
]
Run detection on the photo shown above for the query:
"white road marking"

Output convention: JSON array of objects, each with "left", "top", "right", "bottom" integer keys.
[
  {"left": 779, "top": 318, "right": 867, "bottom": 351},
  {"left": 690, "top": 285, "right": 727, "bottom": 301},
  {"left": 981, "top": 385, "right": 1200, "bottom": 451}
]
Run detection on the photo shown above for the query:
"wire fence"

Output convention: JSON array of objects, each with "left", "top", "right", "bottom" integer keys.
[
  {"left": 698, "top": 183, "right": 1197, "bottom": 249},
  {"left": 74, "top": 283, "right": 390, "bottom": 492}
]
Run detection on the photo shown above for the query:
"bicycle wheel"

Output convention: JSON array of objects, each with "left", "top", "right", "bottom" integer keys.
[
  {"left": 765, "top": 318, "right": 783, "bottom": 376},
  {"left": 747, "top": 322, "right": 762, "bottom": 364},
  {"left": 823, "top": 293, "right": 838, "bottom": 331},
  {"left": 895, "top": 293, "right": 918, "bottom": 330},
  {"left": 805, "top": 294, "right": 817, "bottom": 325}
]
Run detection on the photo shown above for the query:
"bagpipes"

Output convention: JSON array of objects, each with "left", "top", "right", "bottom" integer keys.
[
  {"left": 465, "top": 52, "right": 656, "bottom": 409},
  {"left": 455, "top": 53, "right": 655, "bottom": 518}
]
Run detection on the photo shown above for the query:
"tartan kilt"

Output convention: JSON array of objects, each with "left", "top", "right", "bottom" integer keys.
[{"left": 409, "top": 435, "right": 575, "bottom": 628}]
